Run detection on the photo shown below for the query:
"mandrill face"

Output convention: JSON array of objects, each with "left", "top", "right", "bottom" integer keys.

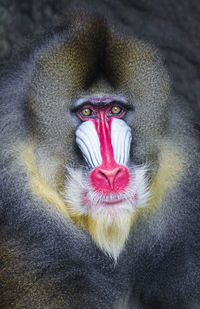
[{"left": 64, "top": 94, "right": 149, "bottom": 259}]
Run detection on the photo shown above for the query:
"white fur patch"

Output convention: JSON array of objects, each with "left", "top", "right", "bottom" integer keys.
[
  {"left": 65, "top": 165, "right": 149, "bottom": 215},
  {"left": 75, "top": 121, "right": 102, "bottom": 168},
  {"left": 111, "top": 119, "right": 132, "bottom": 166}
]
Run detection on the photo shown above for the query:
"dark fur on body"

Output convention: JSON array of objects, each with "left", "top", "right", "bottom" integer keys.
[{"left": 0, "top": 12, "right": 200, "bottom": 309}]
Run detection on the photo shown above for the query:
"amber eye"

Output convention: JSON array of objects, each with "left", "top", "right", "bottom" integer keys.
[
  {"left": 111, "top": 105, "right": 122, "bottom": 115},
  {"left": 80, "top": 107, "right": 92, "bottom": 117}
]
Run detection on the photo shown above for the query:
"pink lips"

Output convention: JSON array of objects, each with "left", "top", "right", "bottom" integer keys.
[
  {"left": 102, "top": 198, "right": 124, "bottom": 205},
  {"left": 81, "top": 192, "right": 124, "bottom": 207},
  {"left": 82, "top": 192, "right": 138, "bottom": 207}
]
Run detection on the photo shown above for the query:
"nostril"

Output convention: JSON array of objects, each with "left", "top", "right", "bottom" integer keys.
[
  {"left": 96, "top": 170, "right": 111, "bottom": 186},
  {"left": 115, "top": 167, "right": 122, "bottom": 178}
]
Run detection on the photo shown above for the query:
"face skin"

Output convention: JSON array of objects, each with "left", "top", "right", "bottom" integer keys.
[{"left": 64, "top": 96, "right": 149, "bottom": 260}]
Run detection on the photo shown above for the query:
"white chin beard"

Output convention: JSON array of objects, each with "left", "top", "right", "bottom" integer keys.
[
  {"left": 63, "top": 165, "right": 149, "bottom": 260},
  {"left": 64, "top": 165, "right": 149, "bottom": 217}
]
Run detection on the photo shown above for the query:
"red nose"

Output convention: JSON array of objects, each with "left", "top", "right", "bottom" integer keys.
[{"left": 90, "top": 165, "right": 130, "bottom": 194}]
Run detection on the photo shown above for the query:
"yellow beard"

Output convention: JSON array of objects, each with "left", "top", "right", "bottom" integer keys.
[{"left": 87, "top": 211, "right": 133, "bottom": 261}]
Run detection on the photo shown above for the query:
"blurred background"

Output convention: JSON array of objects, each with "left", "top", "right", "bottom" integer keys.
[{"left": 0, "top": 0, "right": 200, "bottom": 119}]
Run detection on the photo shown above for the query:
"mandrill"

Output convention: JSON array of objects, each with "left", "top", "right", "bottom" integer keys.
[{"left": 0, "top": 11, "right": 199, "bottom": 309}]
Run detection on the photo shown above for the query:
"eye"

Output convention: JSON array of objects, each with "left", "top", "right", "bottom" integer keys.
[
  {"left": 80, "top": 107, "right": 93, "bottom": 117},
  {"left": 111, "top": 105, "right": 122, "bottom": 115}
]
